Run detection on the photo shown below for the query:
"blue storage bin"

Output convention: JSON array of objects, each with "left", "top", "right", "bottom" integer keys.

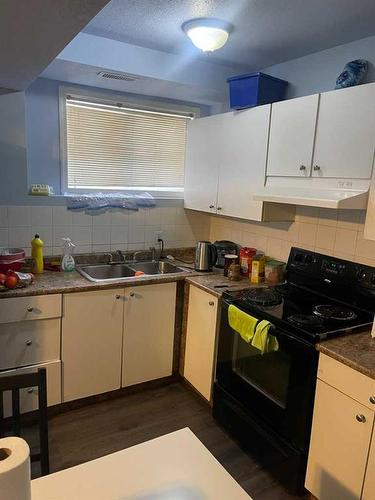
[{"left": 227, "top": 72, "right": 288, "bottom": 110}]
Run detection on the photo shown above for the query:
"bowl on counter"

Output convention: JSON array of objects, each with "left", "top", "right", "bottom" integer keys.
[{"left": 0, "top": 248, "right": 26, "bottom": 273}]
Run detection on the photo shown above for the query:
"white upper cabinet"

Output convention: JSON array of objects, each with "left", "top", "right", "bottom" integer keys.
[
  {"left": 312, "top": 83, "right": 375, "bottom": 179},
  {"left": 266, "top": 94, "right": 319, "bottom": 177},
  {"left": 217, "top": 105, "right": 270, "bottom": 220},
  {"left": 184, "top": 114, "right": 221, "bottom": 213}
]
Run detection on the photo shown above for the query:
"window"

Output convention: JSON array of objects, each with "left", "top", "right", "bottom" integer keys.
[{"left": 60, "top": 90, "right": 194, "bottom": 195}]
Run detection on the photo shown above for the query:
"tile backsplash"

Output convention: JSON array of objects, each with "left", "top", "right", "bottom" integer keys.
[
  {"left": 0, "top": 205, "right": 210, "bottom": 256},
  {"left": 210, "top": 207, "right": 375, "bottom": 267},
  {"left": 1, "top": 204, "right": 374, "bottom": 267}
]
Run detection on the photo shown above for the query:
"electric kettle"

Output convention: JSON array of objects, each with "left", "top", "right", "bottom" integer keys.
[{"left": 194, "top": 241, "right": 218, "bottom": 271}]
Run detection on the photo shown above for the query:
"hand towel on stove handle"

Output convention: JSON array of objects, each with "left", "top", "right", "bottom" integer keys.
[{"left": 228, "top": 304, "right": 278, "bottom": 354}]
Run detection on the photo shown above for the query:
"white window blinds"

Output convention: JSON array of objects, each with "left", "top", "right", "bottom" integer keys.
[{"left": 65, "top": 98, "right": 189, "bottom": 191}]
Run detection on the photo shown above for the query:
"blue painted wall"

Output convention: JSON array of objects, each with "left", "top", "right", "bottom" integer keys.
[
  {"left": 2, "top": 35, "right": 375, "bottom": 206},
  {"left": 22, "top": 78, "right": 210, "bottom": 204},
  {"left": 261, "top": 35, "right": 375, "bottom": 99}
]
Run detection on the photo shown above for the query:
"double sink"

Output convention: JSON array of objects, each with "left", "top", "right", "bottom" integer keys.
[{"left": 77, "top": 260, "right": 192, "bottom": 283}]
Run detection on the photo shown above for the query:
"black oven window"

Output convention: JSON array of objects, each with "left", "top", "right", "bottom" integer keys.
[{"left": 232, "top": 334, "right": 291, "bottom": 408}]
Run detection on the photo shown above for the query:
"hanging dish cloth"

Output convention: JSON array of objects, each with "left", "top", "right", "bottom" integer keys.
[
  {"left": 251, "top": 320, "right": 279, "bottom": 354},
  {"left": 228, "top": 304, "right": 259, "bottom": 343}
]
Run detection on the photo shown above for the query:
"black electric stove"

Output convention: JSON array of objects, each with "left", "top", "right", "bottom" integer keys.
[
  {"left": 213, "top": 248, "right": 375, "bottom": 495},
  {"left": 225, "top": 281, "right": 374, "bottom": 342}
]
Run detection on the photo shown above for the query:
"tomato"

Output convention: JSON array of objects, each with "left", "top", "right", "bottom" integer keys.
[
  {"left": 0, "top": 273, "right": 6, "bottom": 284},
  {"left": 5, "top": 275, "right": 18, "bottom": 289},
  {"left": 134, "top": 271, "right": 145, "bottom": 276}
]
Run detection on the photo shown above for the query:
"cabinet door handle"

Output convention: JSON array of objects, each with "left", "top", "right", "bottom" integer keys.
[
  {"left": 208, "top": 301, "right": 215, "bottom": 306},
  {"left": 356, "top": 414, "right": 366, "bottom": 423},
  {"left": 27, "top": 388, "right": 34, "bottom": 394},
  {"left": 217, "top": 207, "right": 222, "bottom": 211},
  {"left": 209, "top": 204, "right": 215, "bottom": 209},
  {"left": 129, "top": 292, "right": 135, "bottom": 297},
  {"left": 369, "top": 396, "right": 375, "bottom": 404},
  {"left": 27, "top": 306, "right": 34, "bottom": 312},
  {"left": 25, "top": 340, "right": 32, "bottom": 346},
  {"left": 299, "top": 165, "right": 306, "bottom": 171},
  {"left": 115, "top": 294, "right": 121, "bottom": 300},
  {"left": 313, "top": 165, "right": 321, "bottom": 171}
]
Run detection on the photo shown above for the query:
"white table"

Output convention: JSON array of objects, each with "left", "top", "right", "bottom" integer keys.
[{"left": 31, "top": 428, "right": 251, "bottom": 500}]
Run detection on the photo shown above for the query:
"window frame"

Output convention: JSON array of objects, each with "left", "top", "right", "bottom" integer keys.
[{"left": 59, "top": 86, "right": 199, "bottom": 199}]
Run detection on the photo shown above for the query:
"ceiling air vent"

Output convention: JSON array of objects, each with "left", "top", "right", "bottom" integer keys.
[{"left": 97, "top": 71, "right": 139, "bottom": 82}]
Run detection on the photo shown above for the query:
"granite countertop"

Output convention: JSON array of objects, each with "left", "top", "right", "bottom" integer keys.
[
  {"left": 186, "top": 273, "right": 254, "bottom": 297},
  {"left": 317, "top": 330, "right": 375, "bottom": 380},
  {"left": 0, "top": 268, "right": 198, "bottom": 298}
]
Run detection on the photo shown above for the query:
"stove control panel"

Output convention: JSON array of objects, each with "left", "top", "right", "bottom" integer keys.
[{"left": 321, "top": 260, "right": 346, "bottom": 276}]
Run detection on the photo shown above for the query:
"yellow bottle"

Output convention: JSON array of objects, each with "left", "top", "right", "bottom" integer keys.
[{"left": 31, "top": 234, "right": 44, "bottom": 274}]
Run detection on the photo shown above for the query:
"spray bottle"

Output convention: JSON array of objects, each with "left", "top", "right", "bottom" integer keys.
[{"left": 61, "top": 238, "right": 75, "bottom": 272}]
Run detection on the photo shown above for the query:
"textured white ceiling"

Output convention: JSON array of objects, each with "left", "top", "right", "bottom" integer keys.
[
  {"left": 84, "top": 0, "right": 375, "bottom": 69},
  {"left": 0, "top": 0, "right": 109, "bottom": 91}
]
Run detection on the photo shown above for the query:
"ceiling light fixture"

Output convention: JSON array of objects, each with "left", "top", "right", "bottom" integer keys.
[{"left": 182, "top": 18, "right": 232, "bottom": 52}]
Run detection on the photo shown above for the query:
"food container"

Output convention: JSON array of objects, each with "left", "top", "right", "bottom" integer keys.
[
  {"left": 250, "top": 254, "right": 266, "bottom": 284},
  {"left": 240, "top": 247, "right": 257, "bottom": 277},
  {"left": 224, "top": 254, "right": 239, "bottom": 277},
  {"left": 265, "top": 260, "right": 286, "bottom": 284},
  {"left": 0, "top": 248, "right": 25, "bottom": 273},
  {"left": 228, "top": 263, "right": 241, "bottom": 281}
]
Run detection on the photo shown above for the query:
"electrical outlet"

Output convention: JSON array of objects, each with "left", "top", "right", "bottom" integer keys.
[{"left": 338, "top": 181, "right": 353, "bottom": 189}]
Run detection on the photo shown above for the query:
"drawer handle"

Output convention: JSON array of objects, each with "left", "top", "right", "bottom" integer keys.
[
  {"left": 25, "top": 340, "right": 33, "bottom": 346},
  {"left": 370, "top": 396, "right": 375, "bottom": 404},
  {"left": 129, "top": 292, "right": 135, "bottom": 297},
  {"left": 356, "top": 414, "right": 366, "bottom": 423},
  {"left": 313, "top": 165, "right": 321, "bottom": 171},
  {"left": 115, "top": 294, "right": 121, "bottom": 300},
  {"left": 299, "top": 165, "right": 307, "bottom": 171},
  {"left": 27, "top": 307, "right": 34, "bottom": 313},
  {"left": 27, "top": 388, "right": 34, "bottom": 394},
  {"left": 209, "top": 301, "right": 215, "bottom": 306}
]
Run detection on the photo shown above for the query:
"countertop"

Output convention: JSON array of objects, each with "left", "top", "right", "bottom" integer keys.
[
  {"left": 0, "top": 264, "right": 252, "bottom": 299},
  {"left": 317, "top": 330, "right": 375, "bottom": 380},
  {"left": 0, "top": 268, "right": 197, "bottom": 298},
  {"left": 32, "top": 428, "right": 251, "bottom": 500},
  {"left": 186, "top": 273, "right": 253, "bottom": 297}
]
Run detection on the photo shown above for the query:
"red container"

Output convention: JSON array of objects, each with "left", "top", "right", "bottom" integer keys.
[
  {"left": 0, "top": 248, "right": 25, "bottom": 273},
  {"left": 240, "top": 247, "right": 257, "bottom": 277}
]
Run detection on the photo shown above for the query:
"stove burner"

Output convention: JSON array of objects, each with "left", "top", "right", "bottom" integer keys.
[
  {"left": 288, "top": 314, "right": 324, "bottom": 328},
  {"left": 313, "top": 304, "right": 357, "bottom": 322},
  {"left": 242, "top": 287, "right": 282, "bottom": 307}
]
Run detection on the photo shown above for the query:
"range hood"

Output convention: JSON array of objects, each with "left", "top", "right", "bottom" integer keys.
[{"left": 254, "top": 187, "right": 369, "bottom": 209}]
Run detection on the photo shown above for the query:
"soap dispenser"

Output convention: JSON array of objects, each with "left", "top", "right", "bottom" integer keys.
[
  {"left": 31, "top": 234, "right": 44, "bottom": 274},
  {"left": 61, "top": 238, "right": 76, "bottom": 272}
]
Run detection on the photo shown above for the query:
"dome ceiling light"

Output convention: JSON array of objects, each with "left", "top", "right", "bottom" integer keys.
[{"left": 182, "top": 18, "right": 233, "bottom": 52}]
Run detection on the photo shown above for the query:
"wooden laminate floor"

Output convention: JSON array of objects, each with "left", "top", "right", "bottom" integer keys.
[{"left": 40, "top": 382, "right": 308, "bottom": 499}]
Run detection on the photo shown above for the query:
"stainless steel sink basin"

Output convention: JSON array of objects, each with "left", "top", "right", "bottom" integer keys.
[
  {"left": 130, "top": 261, "right": 187, "bottom": 275},
  {"left": 78, "top": 264, "right": 136, "bottom": 282},
  {"left": 77, "top": 260, "right": 191, "bottom": 282}
]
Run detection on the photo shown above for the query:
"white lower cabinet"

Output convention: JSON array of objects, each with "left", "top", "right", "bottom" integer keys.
[
  {"left": 62, "top": 289, "right": 124, "bottom": 402},
  {"left": 0, "top": 360, "right": 61, "bottom": 417},
  {"left": 122, "top": 283, "right": 176, "bottom": 387},
  {"left": 183, "top": 286, "right": 218, "bottom": 401},
  {"left": 305, "top": 354, "right": 375, "bottom": 500},
  {"left": 61, "top": 283, "right": 177, "bottom": 401}
]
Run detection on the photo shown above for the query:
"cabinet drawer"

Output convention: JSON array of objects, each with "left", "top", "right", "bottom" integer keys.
[
  {"left": 318, "top": 353, "right": 375, "bottom": 411},
  {"left": 0, "top": 318, "right": 61, "bottom": 370},
  {"left": 0, "top": 360, "right": 61, "bottom": 417},
  {"left": 0, "top": 294, "right": 62, "bottom": 324}
]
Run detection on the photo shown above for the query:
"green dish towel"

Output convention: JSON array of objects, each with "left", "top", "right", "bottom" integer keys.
[
  {"left": 251, "top": 320, "right": 279, "bottom": 354},
  {"left": 228, "top": 304, "right": 258, "bottom": 343}
]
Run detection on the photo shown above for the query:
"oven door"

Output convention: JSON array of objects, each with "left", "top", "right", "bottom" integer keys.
[{"left": 215, "top": 299, "right": 318, "bottom": 451}]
